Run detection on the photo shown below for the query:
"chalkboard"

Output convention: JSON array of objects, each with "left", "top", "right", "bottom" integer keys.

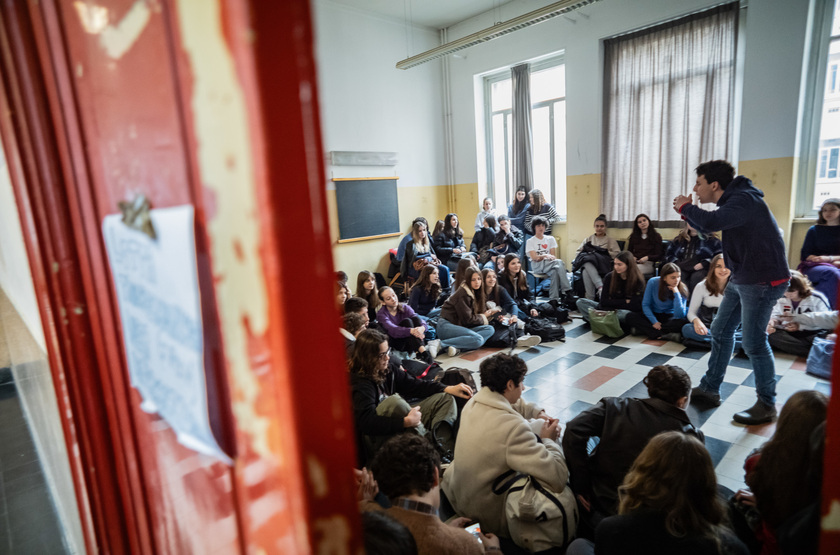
[{"left": 333, "top": 177, "right": 401, "bottom": 242}]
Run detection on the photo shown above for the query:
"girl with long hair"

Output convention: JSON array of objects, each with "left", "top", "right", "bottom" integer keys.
[
  {"left": 625, "top": 263, "right": 689, "bottom": 340},
  {"left": 799, "top": 197, "right": 840, "bottom": 308},
  {"left": 435, "top": 213, "right": 473, "bottom": 270},
  {"left": 735, "top": 390, "right": 828, "bottom": 554},
  {"left": 665, "top": 221, "right": 722, "bottom": 294},
  {"left": 766, "top": 270, "right": 831, "bottom": 356},
  {"left": 356, "top": 270, "right": 380, "bottom": 324},
  {"left": 400, "top": 220, "right": 452, "bottom": 289},
  {"left": 430, "top": 219, "right": 445, "bottom": 242},
  {"left": 523, "top": 189, "right": 561, "bottom": 235},
  {"left": 408, "top": 265, "right": 443, "bottom": 318},
  {"left": 681, "top": 254, "right": 739, "bottom": 349},
  {"left": 508, "top": 186, "right": 531, "bottom": 230},
  {"left": 498, "top": 254, "right": 540, "bottom": 320},
  {"left": 574, "top": 214, "right": 620, "bottom": 300},
  {"left": 482, "top": 269, "right": 541, "bottom": 348},
  {"left": 576, "top": 251, "right": 644, "bottom": 331},
  {"left": 437, "top": 267, "right": 497, "bottom": 355},
  {"left": 453, "top": 256, "right": 479, "bottom": 290},
  {"left": 335, "top": 280, "right": 352, "bottom": 311},
  {"left": 568, "top": 432, "right": 747, "bottom": 554},
  {"left": 627, "top": 213, "right": 663, "bottom": 279},
  {"left": 376, "top": 286, "right": 440, "bottom": 362}
]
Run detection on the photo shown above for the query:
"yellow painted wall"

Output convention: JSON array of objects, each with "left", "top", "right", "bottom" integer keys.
[
  {"left": 327, "top": 184, "right": 452, "bottom": 283},
  {"left": 738, "top": 157, "right": 797, "bottom": 262}
]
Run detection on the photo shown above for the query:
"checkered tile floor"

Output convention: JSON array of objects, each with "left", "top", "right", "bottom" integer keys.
[{"left": 438, "top": 314, "right": 832, "bottom": 493}]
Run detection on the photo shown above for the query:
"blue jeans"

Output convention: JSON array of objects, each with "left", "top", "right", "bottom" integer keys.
[
  {"left": 699, "top": 281, "right": 787, "bottom": 406},
  {"left": 436, "top": 318, "right": 494, "bottom": 351}
]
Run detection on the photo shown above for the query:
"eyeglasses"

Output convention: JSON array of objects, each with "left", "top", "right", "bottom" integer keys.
[{"left": 378, "top": 349, "right": 391, "bottom": 360}]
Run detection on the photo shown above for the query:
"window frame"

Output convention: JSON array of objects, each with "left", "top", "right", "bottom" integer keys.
[
  {"left": 796, "top": 0, "right": 838, "bottom": 218},
  {"left": 482, "top": 54, "right": 566, "bottom": 213}
]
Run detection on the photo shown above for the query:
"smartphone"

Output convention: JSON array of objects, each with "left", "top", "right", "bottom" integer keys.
[{"left": 464, "top": 522, "right": 482, "bottom": 543}]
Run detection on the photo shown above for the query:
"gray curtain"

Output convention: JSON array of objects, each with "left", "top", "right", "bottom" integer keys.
[
  {"left": 511, "top": 63, "right": 534, "bottom": 200},
  {"left": 602, "top": 3, "right": 738, "bottom": 225}
]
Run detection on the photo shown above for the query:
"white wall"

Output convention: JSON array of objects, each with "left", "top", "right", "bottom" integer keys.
[
  {"left": 313, "top": 0, "right": 447, "bottom": 189},
  {"left": 0, "top": 151, "right": 45, "bottom": 350}
]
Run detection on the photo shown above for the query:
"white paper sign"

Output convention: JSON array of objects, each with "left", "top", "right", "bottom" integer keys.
[{"left": 103, "top": 205, "right": 231, "bottom": 464}]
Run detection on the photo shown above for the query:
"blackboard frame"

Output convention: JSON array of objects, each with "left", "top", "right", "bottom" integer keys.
[{"left": 333, "top": 177, "right": 401, "bottom": 243}]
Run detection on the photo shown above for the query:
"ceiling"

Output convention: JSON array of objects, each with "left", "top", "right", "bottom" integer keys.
[{"left": 328, "top": 0, "right": 549, "bottom": 30}]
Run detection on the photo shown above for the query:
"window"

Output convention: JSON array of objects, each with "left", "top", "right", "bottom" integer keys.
[
  {"left": 602, "top": 4, "right": 738, "bottom": 224},
  {"left": 811, "top": 0, "right": 840, "bottom": 211},
  {"left": 484, "top": 57, "right": 566, "bottom": 217}
]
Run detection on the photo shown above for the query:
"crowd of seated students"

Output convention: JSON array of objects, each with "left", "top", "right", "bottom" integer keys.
[
  {"left": 351, "top": 349, "right": 827, "bottom": 554},
  {"left": 345, "top": 197, "right": 832, "bottom": 554}
]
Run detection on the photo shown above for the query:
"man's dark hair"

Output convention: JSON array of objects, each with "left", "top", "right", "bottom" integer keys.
[
  {"left": 344, "top": 296, "right": 368, "bottom": 314},
  {"left": 695, "top": 160, "right": 735, "bottom": 189},
  {"left": 362, "top": 511, "right": 418, "bottom": 555},
  {"left": 343, "top": 312, "right": 366, "bottom": 335},
  {"left": 479, "top": 353, "right": 528, "bottom": 394},
  {"left": 370, "top": 435, "right": 440, "bottom": 500},
  {"left": 644, "top": 364, "right": 691, "bottom": 405},
  {"left": 532, "top": 216, "right": 547, "bottom": 229}
]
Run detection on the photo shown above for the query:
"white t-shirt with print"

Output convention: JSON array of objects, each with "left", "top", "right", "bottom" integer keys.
[{"left": 526, "top": 234, "right": 557, "bottom": 258}]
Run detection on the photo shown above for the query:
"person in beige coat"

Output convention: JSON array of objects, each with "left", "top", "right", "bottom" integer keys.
[{"left": 441, "top": 353, "right": 570, "bottom": 539}]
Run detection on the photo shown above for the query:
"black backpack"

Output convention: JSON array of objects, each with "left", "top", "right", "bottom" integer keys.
[{"left": 525, "top": 317, "right": 566, "bottom": 342}]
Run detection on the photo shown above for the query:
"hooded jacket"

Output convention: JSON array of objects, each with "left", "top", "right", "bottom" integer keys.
[{"left": 679, "top": 176, "right": 789, "bottom": 285}]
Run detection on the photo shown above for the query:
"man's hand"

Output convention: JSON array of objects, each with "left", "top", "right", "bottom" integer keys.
[
  {"left": 448, "top": 516, "right": 472, "bottom": 528},
  {"left": 445, "top": 383, "right": 474, "bottom": 399},
  {"left": 403, "top": 406, "right": 422, "bottom": 428},
  {"left": 539, "top": 419, "right": 561, "bottom": 441},
  {"left": 354, "top": 468, "right": 379, "bottom": 502},
  {"left": 673, "top": 194, "right": 693, "bottom": 213},
  {"left": 479, "top": 532, "right": 501, "bottom": 552}
]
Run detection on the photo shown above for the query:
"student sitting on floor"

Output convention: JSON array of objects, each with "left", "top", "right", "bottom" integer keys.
[
  {"left": 345, "top": 297, "right": 370, "bottom": 328},
  {"left": 681, "top": 254, "right": 741, "bottom": 350},
  {"left": 482, "top": 268, "right": 541, "bottom": 349},
  {"left": 625, "top": 263, "right": 689, "bottom": 341},
  {"left": 442, "top": 353, "right": 572, "bottom": 546},
  {"left": 452, "top": 256, "right": 479, "bottom": 290},
  {"left": 469, "top": 214, "right": 498, "bottom": 267},
  {"left": 349, "top": 329, "right": 472, "bottom": 465},
  {"left": 498, "top": 253, "right": 540, "bottom": 320},
  {"left": 341, "top": 311, "right": 368, "bottom": 358},
  {"left": 562, "top": 365, "right": 704, "bottom": 537},
  {"left": 576, "top": 251, "right": 644, "bottom": 332},
  {"left": 436, "top": 267, "right": 497, "bottom": 356},
  {"left": 733, "top": 390, "right": 827, "bottom": 555},
  {"left": 357, "top": 270, "right": 382, "bottom": 325},
  {"left": 376, "top": 287, "right": 441, "bottom": 361},
  {"left": 766, "top": 270, "right": 831, "bottom": 357},
  {"left": 407, "top": 265, "right": 443, "bottom": 319},
  {"left": 566, "top": 432, "right": 748, "bottom": 555},
  {"left": 435, "top": 213, "right": 474, "bottom": 272},
  {"left": 363, "top": 434, "right": 498, "bottom": 555}
]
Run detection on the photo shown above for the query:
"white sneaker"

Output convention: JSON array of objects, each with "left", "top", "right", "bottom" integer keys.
[
  {"left": 447, "top": 346, "right": 461, "bottom": 357},
  {"left": 516, "top": 334, "right": 542, "bottom": 349},
  {"left": 427, "top": 339, "right": 441, "bottom": 359}
]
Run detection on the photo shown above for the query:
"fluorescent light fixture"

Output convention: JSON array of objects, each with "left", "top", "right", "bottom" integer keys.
[{"left": 396, "top": 0, "right": 602, "bottom": 70}]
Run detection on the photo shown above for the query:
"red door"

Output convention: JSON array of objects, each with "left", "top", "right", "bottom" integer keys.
[{"left": 0, "top": 0, "right": 359, "bottom": 552}]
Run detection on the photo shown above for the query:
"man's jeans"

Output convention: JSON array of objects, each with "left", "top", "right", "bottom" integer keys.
[{"left": 699, "top": 281, "right": 787, "bottom": 406}]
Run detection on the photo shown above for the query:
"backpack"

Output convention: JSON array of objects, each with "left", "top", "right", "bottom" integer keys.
[
  {"left": 492, "top": 470, "right": 578, "bottom": 552},
  {"left": 436, "top": 367, "right": 477, "bottom": 392},
  {"left": 525, "top": 317, "right": 566, "bottom": 342},
  {"left": 401, "top": 359, "right": 444, "bottom": 381}
]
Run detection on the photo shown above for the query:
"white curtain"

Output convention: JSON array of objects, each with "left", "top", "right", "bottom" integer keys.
[
  {"left": 511, "top": 63, "right": 534, "bottom": 198},
  {"left": 602, "top": 3, "right": 738, "bottom": 225}
]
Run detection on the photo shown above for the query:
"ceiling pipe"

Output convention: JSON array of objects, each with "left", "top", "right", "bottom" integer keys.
[{"left": 396, "top": 0, "right": 601, "bottom": 70}]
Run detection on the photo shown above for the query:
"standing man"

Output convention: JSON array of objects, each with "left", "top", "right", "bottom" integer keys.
[{"left": 673, "top": 160, "right": 789, "bottom": 425}]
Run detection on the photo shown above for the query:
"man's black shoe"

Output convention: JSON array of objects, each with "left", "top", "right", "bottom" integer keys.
[
  {"left": 733, "top": 400, "right": 777, "bottom": 425},
  {"left": 690, "top": 386, "right": 721, "bottom": 407}
]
